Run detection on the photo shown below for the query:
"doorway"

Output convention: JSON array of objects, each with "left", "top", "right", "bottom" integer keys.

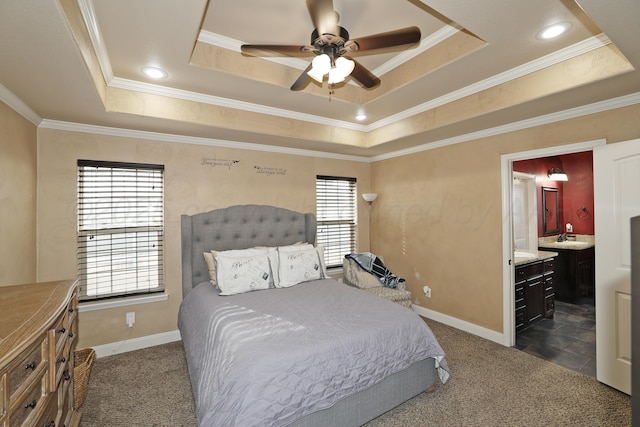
[{"left": 500, "top": 139, "right": 605, "bottom": 349}]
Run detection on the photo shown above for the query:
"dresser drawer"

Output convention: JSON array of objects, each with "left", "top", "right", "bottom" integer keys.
[
  {"left": 39, "top": 393, "right": 59, "bottom": 427},
  {"left": 9, "top": 375, "right": 46, "bottom": 426},
  {"left": 8, "top": 337, "right": 45, "bottom": 399}
]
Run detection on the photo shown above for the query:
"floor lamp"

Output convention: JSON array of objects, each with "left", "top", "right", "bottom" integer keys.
[{"left": 362, "top": 193, "right": 378, "bottom": 251}]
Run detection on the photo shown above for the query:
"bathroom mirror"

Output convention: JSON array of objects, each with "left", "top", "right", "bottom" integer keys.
[{"left": 542, "top": 187, "right": 560, "bottom": 235}]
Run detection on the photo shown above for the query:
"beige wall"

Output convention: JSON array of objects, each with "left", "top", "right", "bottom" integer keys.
[
  {"left": 35, "top": 128, "right": 372, "bottom": 348},
  {"left": 0, "top": 101, "right": 37, "bottom": 286},
  {"left": 371, "top": 104, "right": 640, "bottom": 333}
]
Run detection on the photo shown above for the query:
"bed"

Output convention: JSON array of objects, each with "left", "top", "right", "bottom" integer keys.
[{"left": 178, "top": 204, "right": 449, "bottom": 426}]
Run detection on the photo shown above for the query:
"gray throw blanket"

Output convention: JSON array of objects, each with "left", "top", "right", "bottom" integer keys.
[{"left": 345, "top": 252, "right": 406, "bottom": 289}]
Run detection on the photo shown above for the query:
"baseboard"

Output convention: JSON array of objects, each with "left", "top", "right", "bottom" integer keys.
[
  {"left": 412, "top": 305, "right": 505, "bottom": 345},
  {"left": 92, "top": 330, "right": 182, "bottom": 358}
]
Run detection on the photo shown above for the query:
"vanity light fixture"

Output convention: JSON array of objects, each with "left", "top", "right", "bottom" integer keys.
[
  {"left": 140, "top": 66, "right": 168, "bottom": 79},
  {"left": 548, "top": 167, "right": 568, "bottom": 181}
]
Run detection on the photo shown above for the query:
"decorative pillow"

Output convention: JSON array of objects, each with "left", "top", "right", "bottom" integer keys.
[
  {"left": 209, "top": 247, "right": 272, "bottom": 288},
  {"left": 215, "top": 252, "right": 273, "bottom": 295},
  {"left": 203, "top": 252, "right": 218, "bottom": 287},
  {"left": 277, "top": 245, "right": 325, "bottom": 288}
]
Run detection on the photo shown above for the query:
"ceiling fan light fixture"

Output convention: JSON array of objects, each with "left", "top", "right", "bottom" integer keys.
[
  {"left": 307, "top": 67, "right": 326, "bottom": 83},
  {"left": 312, "top": 54, "right": 331, "bottom": 74},
  {"left": 328, "top": 68, "right": 345, "bottom": 84},
  {"left": 335, "top": 57, "right": 355, "bottom": 76}
]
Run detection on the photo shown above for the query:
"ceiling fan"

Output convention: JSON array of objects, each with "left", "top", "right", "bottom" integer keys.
[{"left": 240, "top": 0, "right": 421, "bottom": 91}]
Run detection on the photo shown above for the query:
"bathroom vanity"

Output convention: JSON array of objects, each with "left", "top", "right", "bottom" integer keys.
[
  {"left": 538, "top": 235, "right": 595, "bottom": 304},
  {"left": 514, "top": 251, "right": 557, "bottom": 333}
]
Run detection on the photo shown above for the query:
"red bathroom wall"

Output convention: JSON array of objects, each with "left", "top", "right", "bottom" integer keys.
[
  {"left": 559, "top": 151, "right": 594, "bottom": 235},
  {"left": 513, "top": 151, "right": 594, "bottom": 237}
]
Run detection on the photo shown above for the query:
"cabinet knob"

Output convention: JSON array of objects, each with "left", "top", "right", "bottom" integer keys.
[
  {"left": 68, "top": 332, "right": 74, "bottom": 338},
  {"left": 64, "top": 369, "right": 71, "bottom": 381},
  {"left": 24, "top": 400, "right": 37, "bottom": 409},
  {"left": 25, "top": 361, "right": 36, "bottom": 370},
  {"left": 57, "top": 356, "right": 66, "bottom": 363},
  {"left": 56, "top": 327, "right": 66, "bottom": 334},
  {"left": 43, "top": 421, "right": 56, "bottom": 427}
]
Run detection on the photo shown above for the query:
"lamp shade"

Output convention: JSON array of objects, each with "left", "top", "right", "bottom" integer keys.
[
  {"left": 548, "top": 167, "right": 568, "bottom": 181},
  {"left": 362, "top": 193, "right": 378, "bottom": 202}
]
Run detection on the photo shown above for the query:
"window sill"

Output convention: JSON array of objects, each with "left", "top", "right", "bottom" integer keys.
[
  {"left": 78, "top": 293, "right": 169, "bottom": 313},
  {"left": 327, "top": 267, "right": 343, "bottom": 277}
]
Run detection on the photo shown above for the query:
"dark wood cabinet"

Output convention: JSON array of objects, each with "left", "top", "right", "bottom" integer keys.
[
  {"left": 546, "top": 247, "right": 595, "bottom": 304},
  {"left": 515, "top": 257, "right": 555, "bottom": 333}
]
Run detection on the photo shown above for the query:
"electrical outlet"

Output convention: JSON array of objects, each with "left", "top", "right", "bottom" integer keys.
[
  {"left": 423, "top": 286, "right": 431, "bottom": 298},
  {"left": 126, "top": 312, "right": 135, "bottom": 328}
]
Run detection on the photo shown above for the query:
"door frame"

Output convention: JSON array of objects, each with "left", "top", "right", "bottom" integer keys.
[{"left": 500, "top": 138, "right": 606, "bottom": 346}]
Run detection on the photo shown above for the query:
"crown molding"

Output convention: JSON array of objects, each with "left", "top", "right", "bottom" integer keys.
[
  {"left": 107, "top": 34, "right": 610, "bottom": 135},
  {"left": 38, "top": 119, "right": 372, "bottom": 163},
  {"left": 0, "top": 83, "right": 41, "bottom": 125},
  {"left": 78, "top": 1, "right": 613, "bottom": 135},
  {"left": 109, "top": 76, "right": 367, "bottom": 132},
  {"left": 368, "top": 34, "right": 612, "bottom": 130},
  {"left": 78, "top": 0, "right": 113, "bottom": 82},
  {"left": 371, "top": 91, "right": 640, "bottom": 161},
  {"left": 38, "top": 92, "right": 640, "bottom": 164}
]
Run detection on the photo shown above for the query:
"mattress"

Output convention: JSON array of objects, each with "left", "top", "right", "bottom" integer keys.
[{"left": 178, "top": 279, "right": 449, "bottom": 426}]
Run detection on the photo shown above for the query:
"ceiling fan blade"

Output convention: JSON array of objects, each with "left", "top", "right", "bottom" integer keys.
[
  {"left": 306, "top": 0, "right": 339, "bottom": 36},
  {"left": 346, "top": 57, "right": 380, "bottom": 89},
  {"left": 345, "top": 26, "right": 421, "bottom": 53},
  {"left": 290, "top": 63, "right": 314, "bottom": 91},
  {"left": 241, "top": 44, "right": 315, "bottom": 57}
]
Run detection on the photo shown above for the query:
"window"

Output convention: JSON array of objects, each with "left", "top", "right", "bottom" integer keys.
[
  {"left": 316, "top": 176, "right": 357, "bottom": 268},
  {"left": 77, "top": 160, "right": 164, "bottom": 301}
]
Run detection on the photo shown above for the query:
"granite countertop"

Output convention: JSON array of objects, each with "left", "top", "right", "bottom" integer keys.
[
  {"left": 514, "top": 250, "right": 559, "bottom": 266},
  {"left": 537, "top": 234, "right": 595, "bottom": 251}
]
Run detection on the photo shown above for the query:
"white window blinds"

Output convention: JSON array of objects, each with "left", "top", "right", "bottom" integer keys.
[
  {"left": 77, "top": 160, "right": 164, "bottom": 301},
  {"left": 316, "top": 176, "right": 357, "bottom": 268}
]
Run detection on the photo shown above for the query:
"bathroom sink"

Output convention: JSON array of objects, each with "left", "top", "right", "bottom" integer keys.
[{"left": 554, "top": 241, "right": 589, "bottom": 246}]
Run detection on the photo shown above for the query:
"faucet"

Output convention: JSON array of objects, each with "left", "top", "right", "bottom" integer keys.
[{"left": 557, "top": 233, "right": 567, "bottom": 242}]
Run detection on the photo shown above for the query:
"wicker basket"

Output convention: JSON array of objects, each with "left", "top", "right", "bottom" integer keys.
[{"left": 73, "top": 347, "right": 96, "bottom": 410}]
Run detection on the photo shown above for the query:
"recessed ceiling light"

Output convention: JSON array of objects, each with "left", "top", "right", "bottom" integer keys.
[
  {"left": 141, "top": 66, "right": 168, "bottom": 79},
  {"left": 536, "top": 22, "right": 572, "bottom": 40},
  {"left": 355, "top": 113, "right": 367, "bottom": 121}
]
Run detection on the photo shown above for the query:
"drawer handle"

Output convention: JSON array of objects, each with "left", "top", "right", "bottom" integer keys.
[
  {"left": 25, "top": 400, "right": 37, "bottom": 409},
  {"left": 57, "top": 356, "right": 66, "bottom": 363},
  {"left": 57, "top": 327, "right": 66, "bottom": 334},
  {"left": 43, "top": 421, "right": 56, "bottom": 427},
  {"left": 64, "top": 369, "right": 71, "bottom": 381},
  {"left": 25, "top": 361, "right": 37, "bottom": 370}
]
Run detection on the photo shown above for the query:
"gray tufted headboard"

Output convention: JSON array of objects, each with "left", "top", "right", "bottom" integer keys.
[{"left": 181, "top": 204, "right": 317, "bottom": 297}]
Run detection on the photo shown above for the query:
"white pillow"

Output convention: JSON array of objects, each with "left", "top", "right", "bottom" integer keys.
[
  {"left": 215, "top": 252, "right": 273, "bottom": 295},
  {"left": 208, "top": 247, "right": 273, "bottom": 288},
  {"left": 277, "top": 245, "right": 326, "bottom": 288}
]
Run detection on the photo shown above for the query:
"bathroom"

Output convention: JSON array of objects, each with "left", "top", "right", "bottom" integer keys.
[{"left": 512, "top": 150, "right": 596, "bottom": 377}]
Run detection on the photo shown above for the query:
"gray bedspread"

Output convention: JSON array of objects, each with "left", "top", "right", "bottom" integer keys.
[{"left": 178, "top": 279, "right": 449, "bottom": 427}]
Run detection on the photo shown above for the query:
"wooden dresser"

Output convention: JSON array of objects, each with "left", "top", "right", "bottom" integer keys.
[{"left": 0, "top": 280, "right": 80, "bottom": 427}]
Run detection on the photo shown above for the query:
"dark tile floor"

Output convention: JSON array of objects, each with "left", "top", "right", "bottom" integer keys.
[{"left": 515, "top": 300, "right": 596, "bottom": 377}]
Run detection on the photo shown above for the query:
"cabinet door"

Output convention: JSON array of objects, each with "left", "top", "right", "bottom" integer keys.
[{"left": 527, "top": 276, "right": 544, "bottom": 323}]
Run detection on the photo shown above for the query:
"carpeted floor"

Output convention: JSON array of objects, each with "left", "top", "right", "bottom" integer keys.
[{"left": 80, "top": 319, "right": 630, "bottom": 426}]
